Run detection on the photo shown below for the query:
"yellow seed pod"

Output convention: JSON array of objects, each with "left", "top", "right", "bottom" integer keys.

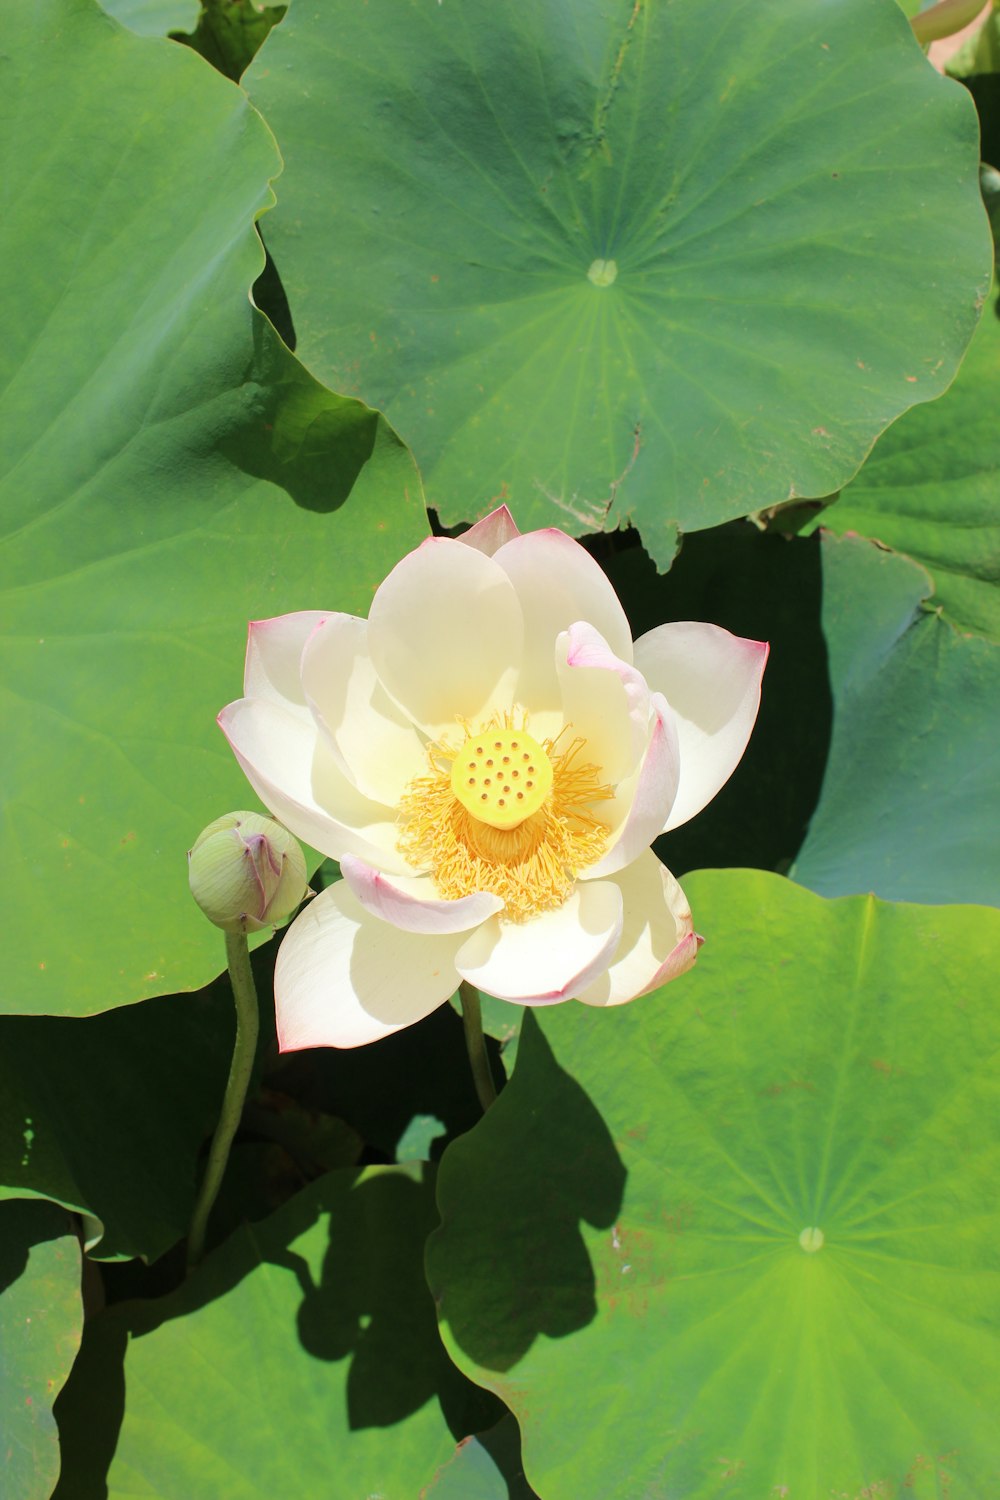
[{"left": 450, "top": 728, "right": 553, "bottom": 831}]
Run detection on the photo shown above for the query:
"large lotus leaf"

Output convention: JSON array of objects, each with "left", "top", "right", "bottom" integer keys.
[
  {"left": 0, "top": 980, "right": 240, "bottom": 1261},
  {"left": 427, "top": 869, "right": 1000, "bottom": 1500},
  {"left": 0, "top": 0, "right": 426, "bottom": 1019},
  {"left": 790, "top": 532, "right": 1000, "bottom": 905},
  {"left": 0, "top": 1199, "right": 82, "bottom": 1500},
  {"left": 244, "top": 0, "right": 990, "bottom": 561},
  {"left": 812, "top": 292, "right": 1000, "bottom": 641},
  {"left": 54, "top": 1166, "right": 498, "bottom": 1499}
]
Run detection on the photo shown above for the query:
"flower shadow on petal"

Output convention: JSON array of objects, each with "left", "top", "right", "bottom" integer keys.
[{"left": 427, "top": 1011, "right": 627, "bottom": 1374}]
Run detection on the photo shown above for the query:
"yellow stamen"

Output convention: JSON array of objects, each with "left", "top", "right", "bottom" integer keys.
[{"left": 398, "top": 714, "right": 614, "bottom": 922}]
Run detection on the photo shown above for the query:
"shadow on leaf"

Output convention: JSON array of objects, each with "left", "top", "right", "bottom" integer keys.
[
  {"left": 427, "top": 1011, "right": 626, "bottom": 1373},
  {"left": 274, "top": 1166, "right": 497, "bottom": 1434},
  {"left": 53, "top": 1165, "right": 498, "bottom": 1498},
  {"left": 0, "top": 1198, "right": 76, "bottom": 1296},
  {"left": 220, "top": 310, "right": 383, "bottom": 515}
]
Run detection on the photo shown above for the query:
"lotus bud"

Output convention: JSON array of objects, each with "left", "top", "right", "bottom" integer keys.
[{"left": 188, "top": 812, "right": 308, "bottom": 934}]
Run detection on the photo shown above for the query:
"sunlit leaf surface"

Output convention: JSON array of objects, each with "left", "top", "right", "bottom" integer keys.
[{"left": 429, "top": 870, "right": 1000, "bottom": 1499}]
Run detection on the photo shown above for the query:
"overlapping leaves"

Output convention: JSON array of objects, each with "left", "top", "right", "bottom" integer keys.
[
  {"left": 55, "top": 1167, "right": 499, "bottom": 1499},
  {"left": 3, "top": 5, "right": 999, "bottom": 1500},
  {"left": 0, "top": 0, "right": 426, "bottom": 1018},
  {"left": 791, "top": 533, "right": 1000, "bottom": 905},
  {"left": 816, "top": 294, "right": 1000, "bottom": 641},
  {"left": 0, "top": 985, "right": 236, "bottom": 1260}
]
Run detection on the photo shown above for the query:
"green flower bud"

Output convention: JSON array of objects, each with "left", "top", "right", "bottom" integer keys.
[{"left": 188, "top": 812, "right": 308, "bottom": 934}]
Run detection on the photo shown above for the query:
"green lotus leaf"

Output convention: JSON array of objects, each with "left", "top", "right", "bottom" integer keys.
[
  {"left": 245, "top": 0, "right": 990, "bottom": 561},
  {"left": 428, "top": 869, "right": 1000, "bottom": 1500},
  {"left": 1, "top": 0, "right": 426, "bottom": 1018},
  {"left": 0, "top": 1199, "right": 82, "bottom": 1500},
  {"left": 813, "top": 292, "right": 1000, "bottom": 641},
  {"left": 791, "top": 532, "right": 1000, "bottom": 904}
]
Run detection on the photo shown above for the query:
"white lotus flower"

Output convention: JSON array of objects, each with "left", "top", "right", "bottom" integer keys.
[{"left": 219, "top": 507, "right": 767, "bottom": 1049}]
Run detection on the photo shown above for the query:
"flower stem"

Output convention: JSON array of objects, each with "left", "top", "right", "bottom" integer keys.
[
  {"left": 459, "top": 980, "right": 497, "bottom": 1113},
  {"left": 186, "top": 929, "right": 260, "bottom": 1269}
]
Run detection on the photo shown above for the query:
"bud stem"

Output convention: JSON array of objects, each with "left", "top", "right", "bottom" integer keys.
[
  {"left": 186, "top": 929, "right": 260, "bottom": 1268},
  {"left": 458, "top": 980, "right": 497, "bottom": 1113}
]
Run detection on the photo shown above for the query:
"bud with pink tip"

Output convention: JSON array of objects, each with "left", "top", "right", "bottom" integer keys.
[{"left": 188, "top": 812, "right": 308, "bottom": 934}]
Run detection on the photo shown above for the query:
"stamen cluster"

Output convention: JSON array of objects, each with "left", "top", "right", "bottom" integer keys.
[{"left": 399, "top": 718, "right": 613, "bottom": 921}]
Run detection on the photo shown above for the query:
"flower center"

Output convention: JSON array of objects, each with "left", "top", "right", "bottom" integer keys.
[
  {"left": 450, "top": 727, "right": 553, "bottom": 830},
  {"left": 397, "top": 715, "right": 614, "bottom": 922}
]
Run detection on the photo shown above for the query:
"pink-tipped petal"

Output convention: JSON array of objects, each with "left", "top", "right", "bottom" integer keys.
[
  {"left": 493, "top": 529, "right": 635, "bottom": 711},
  {"left": 634, "top": 622, "right": 768, "bottom": 832},
  {"left": 274, "top": 882, "right": 464, "bottom": 1050},
  {"left": 244, "top": 612, "right": 331, "bottom": 719},
  {"left": 455, "top": 881, "right": 623, "bottom": 1005},
  {"left": 576, "top": 852, "right": 700, "bottom": 1007},
  {"left": 460, "top": 505, "right": 521, "bottom": 556},
  {"left": 367, "top": 537, "right": 523, "bottom": 738},
  {"left": 557, "top": 622, "right": 652, "bottom": 782},
  {"left": 300, "top": 614, "right": 426, "bottom": 806},
  {"left": 218, "top": 697, "right": 411, "bottom": 874},
  {"left": 340, "top": 853, "right": 503, "bottom": 934},
  {"left": 582, "top": 694, "right": 681, "bottom": 878}
]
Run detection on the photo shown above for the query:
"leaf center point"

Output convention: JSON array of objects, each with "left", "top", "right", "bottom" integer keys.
[
  {"left": 587, "top": 258, "right": 618, "bottom": 287},
  {"left": 798, "top": 1226, "right": 825, "bottom": 1253}
]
